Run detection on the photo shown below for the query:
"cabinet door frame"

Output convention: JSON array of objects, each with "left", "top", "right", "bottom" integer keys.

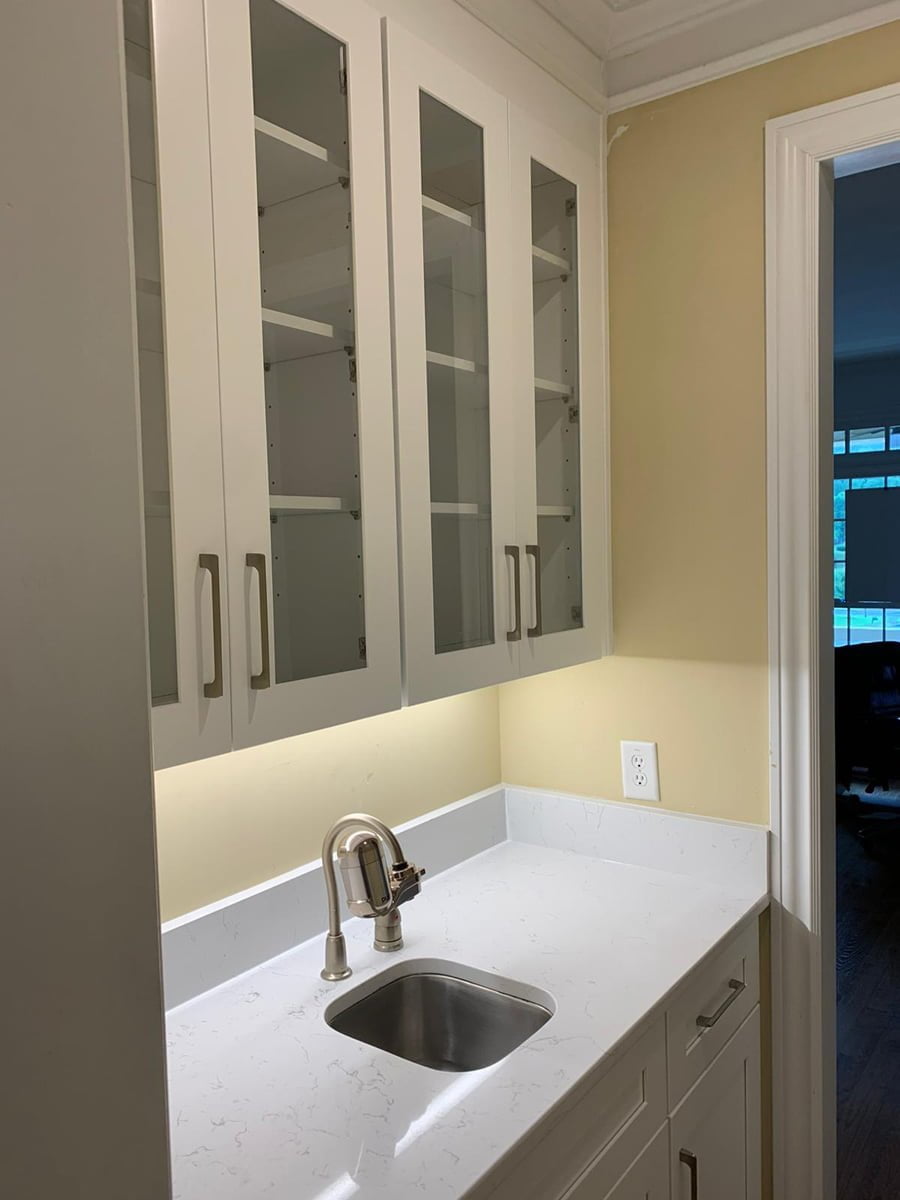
[
  {"left": 669, "top": 1007, "right": 762, "bottom": 1200},
  {"left": 205, "top": 0, "right": 401, "bottom": 749},
  {"left": 603, "top": 1125, "right": 671, "bottom": 1200},
  {"left": 509, "top": 105, "right": 612, "bottom": 678},
  {"left": 146, "top": 0, "right": 231, "bottom": 767},
  {"left": 385, "top": 19, "right": 521, "bottom": 704}
]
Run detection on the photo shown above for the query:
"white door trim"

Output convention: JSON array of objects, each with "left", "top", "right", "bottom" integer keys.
[{"left": 766, "top": 81, "right": 900, "bottom": 1200}]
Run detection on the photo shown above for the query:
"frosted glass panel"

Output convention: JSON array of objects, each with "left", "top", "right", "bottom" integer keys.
[
  {"left": 420, "top": 93, "right": 494, "bottom": 653},
  {"left": 250, "top": 0, "right": 365, "bottom": 683},
  {"left": 123, "top": 0, "right": 178, "bottom": 705}
]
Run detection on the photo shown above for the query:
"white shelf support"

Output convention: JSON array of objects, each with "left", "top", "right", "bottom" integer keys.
[
  {"left": 422, "top": 193, "right": 475, "bottom": 227},
  {"left": 532, "top": 244, "right": 571, "bottom": 282},
  {"left": 430, "top": 501, "right": 491, "bottom": 517},
  {"left": 534, "top": 375, "right": 574, "bottom": 399},
  {"left": 269, "top": 495, "right": 353, "bottom": 514}
]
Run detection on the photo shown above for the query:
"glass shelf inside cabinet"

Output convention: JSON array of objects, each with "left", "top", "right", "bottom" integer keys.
[
  {"left": 250, "top": 0, "right": 365, "bottom": 684},
  {"left": 420, "top": 93, "right": 494, "bottom": 654},
  {"left": 123, "top": 0, "right": 178, "bottom": 707},
  {"left": 531, "top": 160, "right": 583, "bottom": 635}
]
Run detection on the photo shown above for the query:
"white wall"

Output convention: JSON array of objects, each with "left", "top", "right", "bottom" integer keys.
[{"left": 0, "top": 2, "right": 171, "bottom": 1195}]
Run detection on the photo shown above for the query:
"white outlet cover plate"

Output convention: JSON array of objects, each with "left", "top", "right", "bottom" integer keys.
[{"left": 620, "top": 740, "right": 660, "bottom": 802}]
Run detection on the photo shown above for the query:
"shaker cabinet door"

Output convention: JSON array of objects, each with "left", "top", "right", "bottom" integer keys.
[
  {"left": 385, "top": 21, "right": 521, "bottom": 704},
  {"left": 510, "top": 106, "right": 611, "bottom": 679},
  {"left": 669, "top": 1009, "right": 762, "bottom": 1200},
  {"left": 205, "top": 0, "right": 401, "bottom": 749},
  {"left": 123, "top": 0, "right": 231, "bottom": 767},
  {"left": 604, "top": 1127, "right": 671, "bottom": 1200}
]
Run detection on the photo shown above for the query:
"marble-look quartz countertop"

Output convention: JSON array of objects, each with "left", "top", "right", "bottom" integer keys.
[{"left": 167, "top": 819, "right": 767, "bottom": 1200}]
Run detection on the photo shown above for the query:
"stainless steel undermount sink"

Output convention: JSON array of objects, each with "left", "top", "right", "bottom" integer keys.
[{"left": 325, "top": 959, "right": 554, "bottom": 1072}]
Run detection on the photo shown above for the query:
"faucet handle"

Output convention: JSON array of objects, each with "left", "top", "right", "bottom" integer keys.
[{"left": 390, "top": 860, "right": 426, "bottom": 907}]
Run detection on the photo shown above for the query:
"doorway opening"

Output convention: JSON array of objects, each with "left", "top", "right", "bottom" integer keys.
[
  {"left": 765, "top": 84, "right": 900, "bottom": 1200},
  {"left": 832, "top": 144, "right": 900, "bottom": 1200}
]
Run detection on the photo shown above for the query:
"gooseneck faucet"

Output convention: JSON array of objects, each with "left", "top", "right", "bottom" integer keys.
[{"left": 321, "top": 813, "right": 425, "bottom": 981}]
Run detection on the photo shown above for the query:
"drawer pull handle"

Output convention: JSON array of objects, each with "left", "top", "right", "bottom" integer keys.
[
  {"left": 199, "top": 554, "right": 224, "bottom": 699},
  {"left": 696, "top": 977, "right": 745, "bottom": 1029},
  {"left": 246, "top": 552, "right": 271, "bottom": 690},
  {"left": 505, "top": 545, "right": 522, "bottom": 642},
  {"left": 525, "top": 544, "right": 543, "bottom": 637},
  {"left": 680, "top": 1149, "right": 699, "bottom": 1199}
]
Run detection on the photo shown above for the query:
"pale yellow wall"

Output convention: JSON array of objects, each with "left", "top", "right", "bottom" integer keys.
[
  {"left": 154, "top": 689, "right": 500, "bottom": 920},
  {"left": 501, "top": 21, "right": 900, "bottom": 826}
]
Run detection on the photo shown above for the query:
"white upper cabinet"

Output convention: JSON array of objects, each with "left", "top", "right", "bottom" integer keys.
[
  {"left": 126, "top": 0, "right": 609, "bottom": 766},
  {"left": 204, "top": 0, "right": 401, "bottom": 749},
  {"left": 386, "top": 22, "right": 610, "bottom": 705},
  {"left": 123, "top": 0, "right": 231, "bottom": 768},
  {"left": 385, "top": 22, "right": 520, "bottom": 704},
  {"left": 510, "top": 108, "right": 610, "bottom": 678}
]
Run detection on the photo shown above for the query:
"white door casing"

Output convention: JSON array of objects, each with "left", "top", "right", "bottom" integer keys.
[{"left": 766, "top": 81, "right": 900, "bottom": 1200}]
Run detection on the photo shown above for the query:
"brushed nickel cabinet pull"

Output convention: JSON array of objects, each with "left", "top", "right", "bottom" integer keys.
[
  {"left": 696, "top": 978, "right": 745, "bottom": 1029},
  {"left": 525, "top": 543, "right": 543, "bottom": 637},
  {"left": 199, "top": 554, "right": 223, "bottom": 699},
  {"left": 246, "top": 552, "right": 271, "bottom": 690},
  {"left": 505, "top": 545, "right": 522, "bottom": 642},
  {"left": 680, "top": 1149, "right": 699, "bottom": 1199}
]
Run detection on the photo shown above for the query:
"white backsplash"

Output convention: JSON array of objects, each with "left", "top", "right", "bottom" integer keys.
[{"left": 162, "top": 784, "right": 767, "bottom": 1009}]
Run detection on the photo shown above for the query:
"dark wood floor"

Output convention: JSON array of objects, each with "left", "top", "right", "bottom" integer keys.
[{"left": 837, "top": 810, "right": 900, "bottom": 1200}]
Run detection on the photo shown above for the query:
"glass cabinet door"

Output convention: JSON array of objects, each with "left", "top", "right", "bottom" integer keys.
[
  {"left": 122, "top": 0, "right": 231, "bottom": 767},
  {"left": 207, "top": 0, "right": 400, "bottom": 747},
  {"left": 420, "top": 94, "right": 495, "bottom": 655},
  {"left": 250, "top": 0, "right": 365, "bottom": 686},
  {"left": 386, "top": 23, "right": 518, "bottom": 703},
  {"left": 512, "top": 112, "right": 609, "bottom": 673},
  {"left": 529, "top": 160, "right": 583, "bottom": 636}
]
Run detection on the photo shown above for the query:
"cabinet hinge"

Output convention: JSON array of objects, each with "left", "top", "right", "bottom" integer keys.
[
  {"left": 339, "top": 46, "right": 348, "bottom": 96},
  {"left": 346, "top": 352, "right": 357, "bottom": 383},
  {"left": 568, "top": 405, "right": 579, "bottom": 424},
  {"left": 358, "top": 637, "right": 367, "bottom": 661},
  {"left": 566, "top": 197, "right": 577, "bottom": 217},
  {"left": 571, "top": 605, "right": 583, "bottom": 623}
]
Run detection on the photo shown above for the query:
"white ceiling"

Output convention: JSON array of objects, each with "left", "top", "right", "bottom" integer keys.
[
  {"left": 536, "top": 0, "right": 747, "bottom": 59},
  {"left": 458, "top": 0, "right": 900, "bottom": 107}
]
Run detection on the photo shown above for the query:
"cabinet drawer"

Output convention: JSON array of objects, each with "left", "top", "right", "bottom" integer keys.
[
  {"left": 666, "top": 920, "right": 759, "bottom": 1108},
  {"left": 564, "top": 1123, "right": 670, "bottom": 1200},
  {"left": 474, "top": 1019, "right": 666, "bottom": 1200}
]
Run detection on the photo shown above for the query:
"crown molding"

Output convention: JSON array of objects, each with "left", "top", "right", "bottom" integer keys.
[
  {"left": 452, "top": 0, "right": 607, "bottom": 111},
  {"left": 455, "top": 0, "right": 900, "bottom": 119},
  {"left": 607, "top": 0, "right": 900, "bottom": 110},
  {"left": 610, "top": 0, "right": 758, "bottom": 57}
]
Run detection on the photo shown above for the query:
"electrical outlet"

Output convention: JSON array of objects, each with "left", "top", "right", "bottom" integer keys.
[{"left": 621, "top": 740, "right": 660, "bottom": 802}]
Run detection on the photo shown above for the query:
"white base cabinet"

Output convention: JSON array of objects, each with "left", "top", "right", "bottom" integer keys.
[
  {"left": 670, "top": 1009, "right": 762, "bottom": 1200},
  {"left": 470, "top": 915, "right": 765, "bottom": 1200},
  {"left": 604, "top": 1126, "right": 671, "bottom": 1200}
]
